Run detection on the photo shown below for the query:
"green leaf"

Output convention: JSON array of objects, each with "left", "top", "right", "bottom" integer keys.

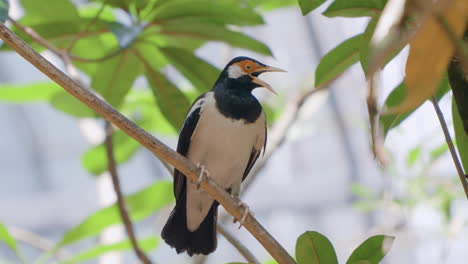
[
  {"left": 57, "top": 181, "right": 173, "bottom": 247},
  {"left": 82, "top": 130, "right": 141, "bottom": 175},
  {"left": 449, "top": 56, "right": 468, "bottom": 135},
  {"left": 346, "top": 235, "right": 394, "bottom": 264},
  {"left": 381, "top": 76, "right": 450, "bottom": 136},
  {"left": 257, "top": 0, "right": 297, "bottom": 11},
  {"left": 61, "top": 237, "right": 158, "bottom": 264},
  {"left": 315, "top": 34, "right": 363, "bottom": 87},
  {"left": 158, "top": 22, "right": 272, "bottom": 55},
  {"left": 91, "top": 51, "right": 143, "bottom": 108},
  {"left": 360, "top": 15, "right": 379, "bottom": 73},
  {"left": 144, "top": 68, "right": 190, "bottom": 130},
  {"left": 323, "top": 0, "right": 386, "bottom": 17},
  {"left": 50, "top": 91, "right": 96, "bottom": 117},
  {"left": 0, "top": 222, "right": 18, "bottom": 253},
  {"left": 407, "top": 146, "right": 421, "bottom": 167},
  {"left": 0, "top": 0, "right": 9, "bottom": 22},
  {"left": 296, "top": 231, "right": 338, "bottom": 264},
  {"left": 160, "top": 47, "right": 220, "bottom": 92},
  {"left": 109, "top": 22, "right": 144, "bottom": 49},
  {"left": 0, "top": 82, "right": 61, "bottom": 102},
  {"left": 298, "top": 0, "right": 327, "bottom": 15},
  {"left": 149, "top": 0, "right": 264, "bottom": 26},
  {"left": 430, "top": 143, "right": 449, "bottom": 162},
  {"left": 19, "top": 0, "right": 79, "bottom": 24},
  {"left": 453, "top": 99, "right": 468, "bottom": 172},
  {"left": 350, "top": 183, "right": 375, "bottom": 199}
]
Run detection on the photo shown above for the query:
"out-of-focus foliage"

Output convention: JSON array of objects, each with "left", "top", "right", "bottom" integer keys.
[
  {"left": 315, "top": 34, "right": 362, "bottom": 86},
  {"left": 0, "top": 0, "right": 8, "bottom": 23},
  {"left": 0, "top": 222, "right": 24, "bottom": 262}
]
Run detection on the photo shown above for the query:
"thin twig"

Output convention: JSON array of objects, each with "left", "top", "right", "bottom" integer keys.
[
  {"left": 430, "top": 97, "right": 468, "bottom": 199},
  {"left": 0, "top": 23, "right": 296, "bottom": 264},
  {"left": 67, "top": 0, "right": 109, "bottom": 52},
  {"left": 217, "top": 224, "right": 260, "bottom": 264},
  {"left": 104, "top": 121, "right": 152, "bottom": 264},
  {"left": 9, "top": 226, "right": 71, "bottom": 261}
]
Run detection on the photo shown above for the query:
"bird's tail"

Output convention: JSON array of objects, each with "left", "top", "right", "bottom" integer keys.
[{"left": 161, "top": 192, "right": 219, "bottom": 256}]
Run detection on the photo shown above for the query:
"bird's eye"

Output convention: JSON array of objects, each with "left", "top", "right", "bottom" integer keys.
[{"left": 245, "top": 65, "right": 251, "bottom": 70}]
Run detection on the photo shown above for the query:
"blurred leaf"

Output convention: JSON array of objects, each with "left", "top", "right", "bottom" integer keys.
[
  {"left": 296, "top": 231, "right": 338, "bottom": 264},
  {"left": 390, "top": 0, "right": 468, "bottom": 114},
  {"left": 57, "top": 181, "right": 173, "bottom": 247},
  {"left": 144, "top": 65, "right": 190, "bottom": 130},
  {"left": 350, "top": 183, "right": 375, "bottom": 199},
  {"left": 50, "top": 91, "right": 95, "bottom": 117},
  {"left": 109, "top": 22, "right": 144, "bottom": 49},
  {"left": 160, "top": 47, "right": 220, "bottom": 92},
  {"left": 360, "top": 15, "right": 379, "bottom": 73},
  {"left": 135, "top": 43, "right": 169, "bottom": 70},
  {"left": 148, "top": 0, "right": 264, "bottom": 26},
  {"left": 381, "top": 76, "right": 450, "bottom": 136},
  {"left": 353, "top": 200, "right": 378, "bottom": 212},
  {"left": 315, "top": 34, "right": 363, "bottom": 86},
  {"left": 346, "top": 235, "right": 394, "bottom": 264},
  {"left": 0, "top": 82, "right": 61, "bottom": 102},
  {"left": 61, "top": 237, "right": 158, "bottom": 264},
  {"left": 0, "top": 222, "right": 18, "bottom": 253},
  {"left": 158, "top": 22, "right": 272, "bottom": 55},
  {"left": 323, "top": 0, "right": 386, "bottom": 17},
  {"left": 91, "top": 51, "right": 143, "bottom": 108},
  {"left": 434, "top": 187, "right": 455, "bottom": 222},
  {"left": 19, "top": 0, "right": 79, "bottom": 24},
  {"left": 262, "top": 260, "right": 279, "bottom": 264},
  {"left": 298, "top": 0, "right": 326, "bottom": 15},
  {"left": 449, "top": 53, "right": 468, "bottom": 135},
  {"left": 430, "top": 143, "right": 449, "bottom": 162},
  {"left": 0, "top": 0, "right": 8, "bottom": 22},
  {"left": 78, "top": 4, "right": 116, "bottom": 22},
  {"left": 407, "top": 146, "right": 421, "bottom": 167},
  {"left": 453, "top": 99, "right": 468, "bottom": 172},
  {"left": 257, "top": 0, "right": 297, "bottom": 11},
  {"left": 82, "top": 130, "right": 141, "bottom": 175}
]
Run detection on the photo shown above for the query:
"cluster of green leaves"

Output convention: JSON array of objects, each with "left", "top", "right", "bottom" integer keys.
[
  {"left": 231, "top": 231, "right": 394, "bottom": 264},
  {"left": 298, "top": 0, "right": 468, "bottom": 174},
  {"left": 0, "top": 0, "right": 275, "bottom": 175}
]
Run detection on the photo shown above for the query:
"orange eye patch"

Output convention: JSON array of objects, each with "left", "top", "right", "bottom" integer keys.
[{"left": 233, "top": 60, "right": 259, "bottom": 74}]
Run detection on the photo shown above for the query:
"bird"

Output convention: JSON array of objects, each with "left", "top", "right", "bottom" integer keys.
[{"left": 161, "top": 56, "right": 285, "bottom": 256}]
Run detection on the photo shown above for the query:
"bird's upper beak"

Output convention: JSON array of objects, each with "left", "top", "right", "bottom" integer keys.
[{"left": 251, "top": 66, "right": 286, "bottom": 94}]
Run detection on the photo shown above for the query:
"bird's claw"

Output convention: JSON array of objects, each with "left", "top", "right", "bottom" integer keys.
[
  {"left": 234, "top": 201, "right": 250, "bottom": 229},
  {"left": 195, "top": 163, "right": 210, "bottom": 190}
]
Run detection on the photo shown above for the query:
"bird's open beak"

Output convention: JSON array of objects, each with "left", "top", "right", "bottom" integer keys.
[{"left": 251, "top": 66, "right": 286, "bottom": 94}]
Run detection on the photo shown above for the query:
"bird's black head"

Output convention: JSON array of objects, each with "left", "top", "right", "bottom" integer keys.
[{"left": 214, "top": 56, "right": 285, "bottom": 94}]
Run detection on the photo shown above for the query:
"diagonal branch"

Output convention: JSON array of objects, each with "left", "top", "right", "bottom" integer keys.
[
  {"left": 0, "top": 23, "right": 296, "bottom": 264},
  {"left": 430, "top": 97, "right": 468, "bottom": 199},
  {"left": 104, "top": 121, "right": 152, "bottom": 264}
]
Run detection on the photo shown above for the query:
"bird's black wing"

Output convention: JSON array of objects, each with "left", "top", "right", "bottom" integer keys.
[
  {"left": 241, "top": 114, "right": 267, "bottom": 182},
  {"left": 173, "top": 93, "right": 206, "bottom": 200}
]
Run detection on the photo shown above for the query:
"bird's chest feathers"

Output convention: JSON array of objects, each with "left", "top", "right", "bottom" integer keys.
[{"left": 213, "top": 89, "right": 262, "bottom": 123}]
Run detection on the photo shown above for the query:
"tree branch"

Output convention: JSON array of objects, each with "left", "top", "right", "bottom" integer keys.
[
  {"left": 104, "top": 122, "right": 152, "bottom": 264},
  {"left": 217, "top": 224, "right": 260, "bottom": 264},
  {"left": 430, "top": 97, "right": 468, "bottom": 199},
  {"left": 0, "top": 23, "right": 296, "bottom": 264}
]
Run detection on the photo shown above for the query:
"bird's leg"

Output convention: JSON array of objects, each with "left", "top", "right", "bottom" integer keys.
[
  {"left": 229, "top": 191, "right": 251, "bottom": 229},
  {"left": 195, "top": 163, "right": 210, "bottom": 190}
]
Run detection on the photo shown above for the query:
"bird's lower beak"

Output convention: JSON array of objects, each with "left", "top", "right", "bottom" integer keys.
[{"left": 251, "top": 66, "right": 286, "bottom": 94}]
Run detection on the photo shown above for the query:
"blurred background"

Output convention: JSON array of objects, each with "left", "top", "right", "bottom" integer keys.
[{"left": 1, "top": 0, "right": 467, "bottom": 263}]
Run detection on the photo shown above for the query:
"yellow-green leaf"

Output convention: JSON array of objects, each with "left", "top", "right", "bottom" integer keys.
[
  {"left": 346, "top": 235, "right": 394, "bottom": 264},
  {"left": 296, "top": 231, "right": 338, "bottom": 264},
  {"left": 390, "top": 0, "right": 468, "bottom": 113}
]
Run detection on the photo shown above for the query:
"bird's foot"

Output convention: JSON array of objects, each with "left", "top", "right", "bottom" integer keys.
[
  {"left": 195, "top": 163, "right": 210, "bottom": 190},
  {"left": 233, "top": 201, "right": 250, "bottom": 229}
]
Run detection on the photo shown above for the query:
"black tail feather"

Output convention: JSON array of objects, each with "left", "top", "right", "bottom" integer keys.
[{"left": 161, "top": 192, "right": 219, "bottom": 256}]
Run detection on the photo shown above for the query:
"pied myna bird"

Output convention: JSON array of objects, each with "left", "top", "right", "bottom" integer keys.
[{"left": 161, "top": 56, "right": 285, "bottom": 256}]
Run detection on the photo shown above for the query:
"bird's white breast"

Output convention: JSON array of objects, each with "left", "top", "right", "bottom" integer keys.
[{"left": 185, "top": 92, "right": 264, "bottom": 231}]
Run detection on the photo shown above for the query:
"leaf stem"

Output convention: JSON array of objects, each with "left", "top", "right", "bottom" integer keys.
[{"left": 430, "top": 97, "right": 468, "bottom": 199}]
